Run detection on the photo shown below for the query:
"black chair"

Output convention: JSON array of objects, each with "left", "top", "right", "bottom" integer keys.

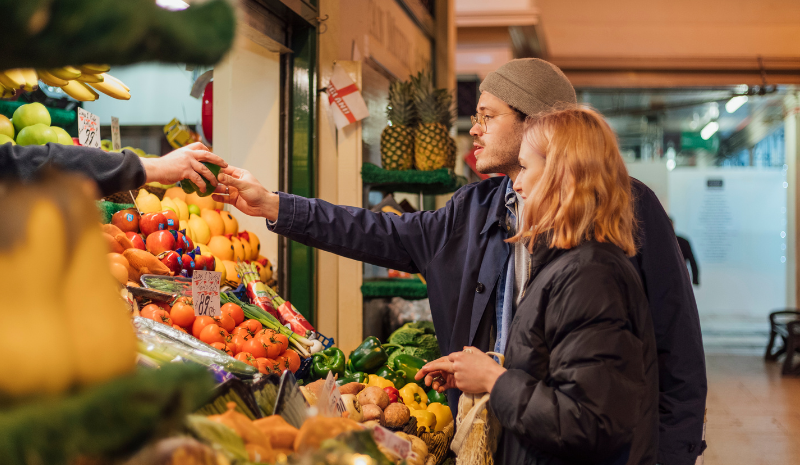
[{"left": 765, "top": 309, "right": 800, "bottom": 375}]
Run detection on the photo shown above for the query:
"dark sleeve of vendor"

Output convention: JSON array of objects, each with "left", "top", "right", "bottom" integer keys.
[{"left": 0, "top": 142, "right": 146, "bottom": 197}]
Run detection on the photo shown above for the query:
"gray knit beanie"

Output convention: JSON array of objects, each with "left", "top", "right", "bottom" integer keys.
[{"left": 479, "top": 58, "right": 576, "bottom": 117}]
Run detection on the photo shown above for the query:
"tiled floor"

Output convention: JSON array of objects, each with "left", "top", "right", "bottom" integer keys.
[{"left": 704, "top": 354, "right": 800, "bottom": 465}]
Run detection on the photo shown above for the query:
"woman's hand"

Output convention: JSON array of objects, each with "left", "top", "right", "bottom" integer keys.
[
  {"left": 449, "top": 347, "right": 506, "bottom": 394},
  {"left": 140, "top": 142, "right": 227, "bottom": 192},
  {"left": 212, "top": 166, "right": 280, "bottom": 220},
  {"left": 415, "top": 357, "right": 456, "bottom": 393}
]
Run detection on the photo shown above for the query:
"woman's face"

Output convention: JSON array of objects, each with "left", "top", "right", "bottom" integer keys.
[{"left": 512, "top": 141, "right": 546, "bottom": 200}]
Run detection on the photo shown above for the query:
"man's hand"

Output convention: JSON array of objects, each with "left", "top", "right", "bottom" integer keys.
[
  {"left": 139, "top": 142, "right": 227, "bottom": 193},
  {"left": 416, "top": 357, "right": 457, "bottom": 393},
  {"left": 448, "top": 347, "right": 506, "bottom": 394},
  {"left": 212, "top": 166, "right": 280, "bottom": 220}
]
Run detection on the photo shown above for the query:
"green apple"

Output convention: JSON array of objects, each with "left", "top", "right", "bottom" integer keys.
[
  {"left": 12, "top": 102, "right": 51, "bottom": 133},
  {"left": 0, "top": 114, "right": 14, "bottom": 139},
  {"left": 51, "top": 126, "right": 74, "bottom": 145},
  {"left": 0, "top": 134, "right": 15, "bottom": 145},
  {"left": 16, "top": 124, "right": 58, "bottom": 146},
  {"left": 187, "top": 204, "right": 201, "bottom": 216}
]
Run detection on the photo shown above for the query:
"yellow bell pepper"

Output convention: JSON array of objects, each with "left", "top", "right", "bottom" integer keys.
[
  {"left": 409, "top": 409, "right": 437, "bottom": 433},
  {"left": 426, "top": 402, "right": 453, "bottom": 432},
  {"left": 399, "top": 383, "right": 428, "bottom": 410},
  {"left": 366, "top": 374, "right": 394, "bottom": 389}
]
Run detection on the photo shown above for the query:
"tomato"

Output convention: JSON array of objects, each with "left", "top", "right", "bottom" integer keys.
[
  {"left": 235, "top": 352, "right": 258, "bottom": 368},
  {"left": 192, "top": 316, "right": 216, "bottom": 339},
  {"left": 239, "top": 319, "right": 262, "bottom": 336},
  {"left": 274, "top": 355, "right": 289, "bottom": 373},
  {"left": 230, "top": 335, "right": 250, "bottom": 354},
  {"left": 258, "top": 335, "right": 282, "bottom": 359},
  {"left": 225, "top": 336, "right": 239, "bottom": 355},
  {"left": 140, "top": 304, "right": 162, "bottom": 320},
  {"left": 271, "top": 333, "right": 289, "bottom": 354},
  {"left": 255, "top": 357, "right": 273, "bottom": 375},
  {"left": 211, "top": 342, "right": 233, "bottom": 356},
  {"left": 149, "top": 309, "right": 173, "bottom": 325},
  {"left": 256, "top": 328, "right": 276, "bottom": 338},
  {"left": 170, "top": 302, "right": 196, "bottom": 327},
  {"left": 214, "top": 313, "right": 236, "bottom": 333},
  {"left": 284, "top": 349, "right": 301, "bottom": 373},
  {"left": 172, "top": 324, "right": 188, "bottom": 334},
  {"left": 200, "top": 324, "right": 227, "bottom": 345},
  {"left": 242, "top": 338, "right": 267, "bottom": 358},
  {"left": 174, "top": 296, "right": 193, "bottom": 305},
  {"left": 153, "top": 301, "right": 171, "bottom": 312},
  {"left": 221, "top": 302, "right": 245, "bottom": 326},
  {"left": 232, "top": 326, "right": 251, "bottom": 338}
]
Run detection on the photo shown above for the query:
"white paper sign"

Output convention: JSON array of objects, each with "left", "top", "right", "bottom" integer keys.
[
  {"left": 320, "top": 371, "right": 346, "bottom": 417},
  {"left": 372, "top": 425, "right": 413, "bottom": 459},
  {"left": 327, "top": 63, "right": 369, "bottom": 130},
  {"left": 111, "top": 116, "right": 121, "bottom": 151},
  {"left": 77, "top": 107, "right": 100, "bottom": 148},
  {"left": 192, "top": 270, "right": 221, "bottom": 317}
]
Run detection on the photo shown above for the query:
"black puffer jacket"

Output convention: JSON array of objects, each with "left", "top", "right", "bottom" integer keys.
[{"left": 490, "top": 240, "right": 659, "bottom": 465}]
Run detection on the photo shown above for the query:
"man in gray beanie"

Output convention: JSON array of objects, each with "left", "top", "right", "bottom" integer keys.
[{"left": 213, "top": 58, "right": 706, "bottom": 465}]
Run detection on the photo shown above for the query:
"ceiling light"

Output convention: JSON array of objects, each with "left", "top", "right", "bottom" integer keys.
[
  {"left": 156, "top": 0, "right": 189, "bottom": 10},
  {"left": 666, "top": 159, "right": 676, "bottom": 171},
  {"left": 701, "top": 121, "right": 719, "bottom": 140},
  {"left": 725, "top": 95, "right": 748, "bottom": 113}
]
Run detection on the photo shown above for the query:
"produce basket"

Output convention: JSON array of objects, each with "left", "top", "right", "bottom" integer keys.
[
  {"left": 419, "top": 421, "right": 455, "bottom": 465},
  {"left": 194, "top": 377, "right": 262, "bottom": 420}
]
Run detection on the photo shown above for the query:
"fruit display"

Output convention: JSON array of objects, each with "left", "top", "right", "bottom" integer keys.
[
  {"left": 411, "top": 71, "right": 456, "bottom": 171},
  {"left": 0, "top": 103, "right": 76, "bottom": 146},
  {"left": 0, "top": 65, "right": 131, "bottom": 101},
  {"left": 380, "top": 79, "right": 416, "bottom": 171}
]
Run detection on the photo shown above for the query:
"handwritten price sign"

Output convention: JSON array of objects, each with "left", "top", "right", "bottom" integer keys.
[
  {"left": 321, "top": 371, "right": 347, "bottom": 417},
  {"left": 192, "top": 270, "right": 221, "bottom": 317},
  {"left": 77, "top": 108, "right": 100, "bottom": 148},
  {"left": 372, "top": 426, "right": 413, "bottom": 459}
]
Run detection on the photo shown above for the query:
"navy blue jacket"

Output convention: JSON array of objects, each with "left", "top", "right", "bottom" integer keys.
[{"left": 270, "top": 175, "right": 706, "bottom": 465}]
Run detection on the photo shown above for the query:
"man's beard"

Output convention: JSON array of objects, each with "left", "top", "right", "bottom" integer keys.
[{"left": 474, "top": 135, "right": 522, "bottom": 176}]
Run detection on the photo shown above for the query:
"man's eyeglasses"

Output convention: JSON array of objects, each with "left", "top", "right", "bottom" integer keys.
[{"left": 470, "top": 112, "right": 514, "bottom": 133}]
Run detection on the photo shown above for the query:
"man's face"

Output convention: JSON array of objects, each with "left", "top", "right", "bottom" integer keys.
[{"left": 470, "top": 92, "right": 525, "bottom": 179}]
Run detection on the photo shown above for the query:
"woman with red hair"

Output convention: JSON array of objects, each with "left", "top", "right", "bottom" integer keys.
[{"left": 417, "top": 107, "right": 658, "bottom": 465}]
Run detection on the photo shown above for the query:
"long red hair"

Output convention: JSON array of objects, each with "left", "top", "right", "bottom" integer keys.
[{"left": 511, "top": 107, "right": 637, "bottom": 256}]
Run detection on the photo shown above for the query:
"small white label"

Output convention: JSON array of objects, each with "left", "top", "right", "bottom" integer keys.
[
  {"left": 372, "top": 425, "right": 412, "bottom": 459},
  {"left": 77, "top": 107, "right": 100, "bottom": 148},
  {"left": 111, "top": 116, "right": 121, "bottom": 151},
  {"left": 192, "top": 270, "right": 221, "bottom": 317},
  {"left": 320, "top": 371, "right": 346, "bottom": 417}
]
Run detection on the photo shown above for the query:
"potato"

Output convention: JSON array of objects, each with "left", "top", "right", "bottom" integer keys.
[
  {"left": 361, "top": 403, "right": 384, "bottom": 424},
  {"left": 305, "top": 379, "right": 326, "bottom": 398},
  {"left": 383, "top": 403, "right": 411, "bottom": 428},
  {"left": 339, "top": 382, "right": 365, "bottom": 395},
  {"left": 358, "top": 386, "right": 390, "bottom": 409}
]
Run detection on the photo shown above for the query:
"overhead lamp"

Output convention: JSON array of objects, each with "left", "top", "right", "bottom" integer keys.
[
  {"left": 156, "top": 0, "right": 189, "bottom": 10},
  {"left": 725, "top": 95, "right": 748, "bottom": 113},
  {"left": 701, "top": 121, "right": 719, "bottom": 140}
]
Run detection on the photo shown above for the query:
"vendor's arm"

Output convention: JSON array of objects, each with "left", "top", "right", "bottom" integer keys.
[
  {"left": 213, "top": 166, "right": 459, "bottom": 274},
  {"left": 489, "top": 267, "right": 652, "bottom": 462}
]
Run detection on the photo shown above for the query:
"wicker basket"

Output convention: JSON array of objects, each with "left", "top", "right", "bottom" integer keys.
[
  {"left": 102, "top": 185, "right": 168, "bottom": 204},
  {"left": 420, "top": 421, "right": 455, "bottom": 465}
]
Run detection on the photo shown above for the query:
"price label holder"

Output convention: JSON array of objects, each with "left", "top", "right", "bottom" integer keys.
[
  {"left": 320, "top": 371, "right": 346, "bottom": 418},
  {"left": 111, "top": 116, "right": 121, "bottom": 151},
  {"left": 372, "top": 425, "right": 414, "bottom": 460},
  {"left": 192, "top": 270, "right": 221, "bottom": 317},
  {"left": 77, "top": 107, "right": 100, "bottom": 148}
]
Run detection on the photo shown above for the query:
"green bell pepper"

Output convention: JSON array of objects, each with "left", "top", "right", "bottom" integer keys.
[
  {"left": 336, "top": 369, "right": 368, "bottom": 386},
  {"left": 375, "top": 365, "right": 408, "bottom": 389},
  {"left": 180, "top": 162, "right": 221, "bottom": 197},
  {"left": 348, "top": 336, "right": 399, "bottom": 374},
  {"left": 310, "top": 347, "right": 346, "bottom": 380},
  {"left": 427, "top": 388, "right": 448, "bottom": 406},
  {"left": 392, "top": 354, "right": 428, "bottom": 387}
]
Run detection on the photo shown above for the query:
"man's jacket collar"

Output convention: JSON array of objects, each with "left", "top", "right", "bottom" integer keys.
[{"left": 480, "top": 176, "right": 513, "bottom": 235}]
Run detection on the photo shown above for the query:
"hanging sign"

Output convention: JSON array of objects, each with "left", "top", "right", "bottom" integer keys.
[
  {"left": 77, "top": 107, "right": 100, "bottom": 148},
  {"left": 192, "top": 270, "right": 221, "bottom": 317},
  {"left": 327, "top": 63, "right": 369, "bottom": 130}
]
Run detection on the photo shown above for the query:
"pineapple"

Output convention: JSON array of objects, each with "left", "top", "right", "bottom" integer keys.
[
  {"left": 412, "top": 71, "right": 454, "bottom": 171},
  {"left": 435, "top": 88, "right": 457, "bottom": 169},
  {"left": 380, "top": 80, "right": 416, "bottom": 170}
]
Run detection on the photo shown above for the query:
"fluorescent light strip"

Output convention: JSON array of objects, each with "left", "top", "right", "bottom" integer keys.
[
  {"left": 701, "top": 121, "right": 719, "bottom": 140},
  {"left": 156, "top": 0, "right": 189, "bottom": 10},
  {"left": 725, "top": 96, "right": 748, "bottom": 114}
]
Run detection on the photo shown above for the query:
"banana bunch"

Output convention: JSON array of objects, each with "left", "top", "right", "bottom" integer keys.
[
  {"left": 0, "top": 65, "right": 131, "bottom": 102},
  {"left": 0, "top": 68, "right": 38, "bottom": 96}
]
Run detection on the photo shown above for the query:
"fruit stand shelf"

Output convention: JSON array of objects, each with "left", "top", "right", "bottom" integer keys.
[
  {"left": 360, "top": 162, "right": 468, "bottom": 196},
  {"left": 0, "top": 100, "right": 77, "bottom": 129},
  {"left": 360, "top": 278, "right": 428, "bottom": 300}
]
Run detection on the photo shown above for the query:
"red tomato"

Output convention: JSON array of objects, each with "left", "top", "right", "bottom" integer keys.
[
  {"left": 235, "top": 352, "right": 258, "bottom": 368},
  {"left": 140, "top": 304, "right": 162, "bottom": 320},
  {"left": 255, "top": 357, "right": 275, "bottom": 375},
  {"left": 170, "top": 302, "right": 196, "bottom": 327},
  {"left": 150, "top": 309, "right": 173, "bottom": 325},
  {"left": 256, "top": 328, "right": 276, "bottom": 339},
  {"left": 192, "top": 316, "right": 216, "bottom": 339},
  {"left": 211, "top": 342, "right": 233, "bottom": 356},
  {"left": 271, "top": 333, "right": 289, "bottom": 354},
  {"left": 221, "top": 303, "right": 245, "bottom": 326},
  {"left": 153, "top": 301, "right": 171, "bottom": 312},
  {"left": 230, "top": 335, "right": 249, "bottom": 354},
  {"left": 274, "top": 355, "right": 289, "bottom": 373},
  {"left": 172, "top": 324, "right": 188, "bottom": 334},
  {"left": 239, "top": 319, "right": 262, "bottom": 336},
  {"left": 214, "top": 313, "right": 236, "bottom": 333},
  {"left": 232, "top": 326, "right": 251, "bottom": 338},
  {"left": 258, "top": 335, "right": 282, "bottom": 359},
  {"left": 284, "top": 349, "right": 301, "bottom": 373},
  {"left": 199, "top": 323, "right": 227, "bottom": 345},
  {"left": 225, "top": 336, "right": 239, "bottom": 354},
  {"left": 174, "top": 296, "right": 193, "bottom": 305},
  {"left": 243, "top": 338, "right": 267, "bottom": 358}
]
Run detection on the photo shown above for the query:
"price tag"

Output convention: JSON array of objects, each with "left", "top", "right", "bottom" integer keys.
[
  {"left": 77, "top": 107, "right": 100, "bottom": 148},
  {"left": 111, "top": 116, "right": 121, "bottom": 151},
  {"left": 192, "top": 270, "right": 221, "bottom": 317},
  {"left": 372, "top": 425, "right": 412, "bottom": 459},
  {"left": 320, "top": 371, "right": 347, "bottom": 417}
]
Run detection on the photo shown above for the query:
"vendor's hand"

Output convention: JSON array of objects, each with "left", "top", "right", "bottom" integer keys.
[
  {"left": 449, "top": 347, "right": 506, "bottom": 394},
  {"left": 140, "top": 142, "right": 227, "bottom": 193},
  {"left": 212, "top": 166, "right": 280, "bottom": 220},
  {"left": 416, "top": 357, "right": 456, "bottom": 393}
]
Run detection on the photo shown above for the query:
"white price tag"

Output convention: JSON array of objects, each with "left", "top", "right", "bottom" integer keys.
[
  {"left": 372, "top": 426, "right": 412, "bottom": 459},
  {"left": 320, "top": 371, "right": 347, "bottom": 417},
  {"left": 192, "top": 270, "right": 221, "bottom": 317},
  {"left": 77, "top": 107, "right": 100, "bottom": 148},
  {"left": 111, "top": 116, "right": 121, "bottom": 151}
]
